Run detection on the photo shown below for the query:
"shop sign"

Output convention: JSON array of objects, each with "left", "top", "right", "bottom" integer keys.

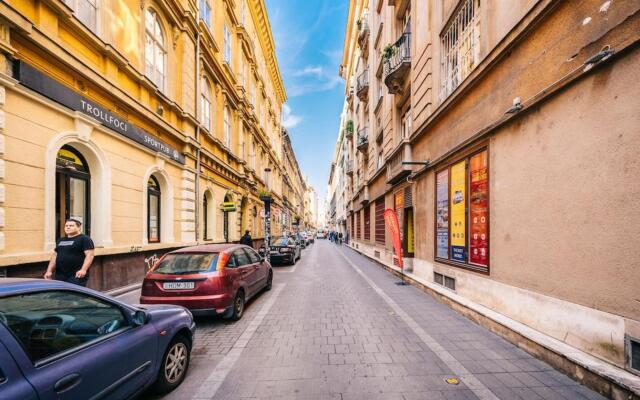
[
  {"left": 15, "top": 61, "right": 185, "bottom": 164},
  {"left": 220, "top": 202, "right": 236, "bottom": 212},
  {"left": 469, "top": 151, "right": 488, "bottom": 267},
  {"left": 450, "top": 161, "right": 466, "bottom": 262},
  {"left": 436, "top": 169, "right": 449, "bottom": 259}
]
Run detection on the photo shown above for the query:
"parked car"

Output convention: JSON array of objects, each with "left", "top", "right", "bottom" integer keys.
[
  {"left": 140, "top": 244, "right": 272, "bottom": 321},
  {"left": 0, "top": 278, "right": 195, "bottom": 399},
  {"left": 267, "top": 237, "right": 301, "bottom": 265},
  {"left": 306, "top": 231, "right": 315, "bottom": 244}
]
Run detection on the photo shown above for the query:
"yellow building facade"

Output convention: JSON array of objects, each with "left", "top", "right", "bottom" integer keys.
[{"left": 0, "top": 0, "right": 305, "bottom": 290}]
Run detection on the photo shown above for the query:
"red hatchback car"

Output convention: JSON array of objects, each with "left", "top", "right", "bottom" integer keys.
[{"left": 140, "top": 244, "right": 272, "bottom": 320}]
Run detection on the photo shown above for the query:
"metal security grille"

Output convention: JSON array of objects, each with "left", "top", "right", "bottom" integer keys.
[
  {"left": 356, "top": 211, "right": 361, "bottom": 239},
  {"left": 404, "top": 186, "right": 413, "bottom": 207},
  {"left": 375, "top": 198, "right": 385, "bottom": 244},
  {"left": 440, "top": 0, "right": 481, "bottom": 101}
]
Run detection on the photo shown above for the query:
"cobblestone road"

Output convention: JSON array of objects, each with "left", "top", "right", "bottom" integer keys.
[{"left": 135, "top": 241, "right": 605, "bottom": 400}]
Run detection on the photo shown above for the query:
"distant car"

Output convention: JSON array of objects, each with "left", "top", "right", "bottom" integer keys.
[
  {"left": 268, "top": 237, "right": 301, "bottom": 265},
  {"left": 316, "top": 232, "right": 324, "bottom": 239},
  {"left": 0, "top": 278, "right": 195, "bottom": 399},
  {"left": 140, "top": 244, "right": 272, "bottom": 321},
  {"left": 306, "top": 231, "right": 315, "bottom": 244}
]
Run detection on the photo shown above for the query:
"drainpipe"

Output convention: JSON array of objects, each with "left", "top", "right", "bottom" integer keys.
[{"left": 194, "top": 9, "right": 202, "bottom": 243}]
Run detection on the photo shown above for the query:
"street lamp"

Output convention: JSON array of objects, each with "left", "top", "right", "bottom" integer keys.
[{"left": 261, "top": 168, "right": 272, "bottom": 262}]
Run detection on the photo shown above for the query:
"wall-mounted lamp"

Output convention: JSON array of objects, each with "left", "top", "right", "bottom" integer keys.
[
  {"left": 156, "top": 104, "right": 164, "bottom": 116},
  {"left": 506, "top": 97, "right": 523, "bottom": 114},
  {"left": 583, "top": 45, "right": 614, "bottom": 72}
]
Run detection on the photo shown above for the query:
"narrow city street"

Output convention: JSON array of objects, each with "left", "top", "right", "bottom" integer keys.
[{"left": 122, "top": 241, "right": 605, "bottom": 400}]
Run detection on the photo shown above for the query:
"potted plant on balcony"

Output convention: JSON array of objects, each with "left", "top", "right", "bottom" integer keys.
[
  {"left": 258, "top": 190, "right": 273, "bottom": 202},
  {"left": 345, "top": 120, "right": 354, "bottom": 136},
  {"left": 382, "top": 43, "right": 396, "bottom": 62}
]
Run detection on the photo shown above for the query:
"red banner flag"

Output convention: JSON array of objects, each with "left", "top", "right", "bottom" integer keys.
[{"left": 384, "top": 208, "right": 404, "bottom": 270}]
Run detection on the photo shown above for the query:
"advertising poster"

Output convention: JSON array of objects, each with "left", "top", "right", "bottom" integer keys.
[
  {"left": 395, "top": 191, "right": 404, "bottom": 243},
  {"left": 469, "top": 151, "right": 489, "bottom": 267},
  {"left": 450, "top": 161, "right": 466, "bottom": 262},
  {"left": 436, "top": 170, "right": 449, "bottom": 259}
]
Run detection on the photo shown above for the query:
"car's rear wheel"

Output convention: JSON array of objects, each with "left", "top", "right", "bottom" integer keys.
[
  {"left": 229, "top": 290, "right": 245, "bottom": 321},
  {"left": 265, "top": 271, "right": 273, "bottom": 291},
  {"left": 151, "top": 335, "right": 190, "bottom": 394}
]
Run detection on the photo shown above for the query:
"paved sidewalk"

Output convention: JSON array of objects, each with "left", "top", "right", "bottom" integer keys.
[{"left": 139, "top": 241, "right": 606, "bottom": 400}]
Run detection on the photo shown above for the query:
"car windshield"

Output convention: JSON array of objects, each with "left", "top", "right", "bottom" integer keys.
[
  {"left": 154, "top": 253, "right": 218, "bottom": 274},
  {"left": 274, "top": 238, "right": 289, "bottom": 246}
]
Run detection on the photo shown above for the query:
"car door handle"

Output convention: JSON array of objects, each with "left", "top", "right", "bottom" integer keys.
[{"left": 54, "top": 373, "right": 82, "bottom": 394}]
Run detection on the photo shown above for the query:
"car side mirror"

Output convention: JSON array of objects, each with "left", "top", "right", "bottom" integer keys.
[{"left": 132, "top": 310, "right": 149, "bottom": 327}]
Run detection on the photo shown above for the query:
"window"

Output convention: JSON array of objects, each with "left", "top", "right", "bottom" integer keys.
[
  {"left": 0, "top": 290, "right": 128, "bottom": 363},
  {"left": 355, "top": 211, "right": 361, "bottom": 239},
  {"left": 65, "top": 0, "right": 99, "bottom": 33},
  {"left": 199, "top": 0, "right": 211, "bottom": 27},
  {"left": 145, "top": 9, "right": 166, "bottom": 90},
  {"left": 201, "top": 77, "right": 212, "bottom": 131},
  {"left": 56, "top": 145, "right": 90, "bottom": 239},
  {"left": 245, "top": 248, "right": 261, "bottom": 263},
  {"left": 234, "top": 249, "right": 251, "bottom": 267},
  {"left": 440, "top": 0, "right": 481, "bottom": 101},
  {"left": 401, "top": 109, "right": 412, "bottom": 139},
  {"left": 147, "top": 176, "right": 161, "bottom": 243},
  {"left": 224, "top": 25, "right": 232, "bottom": 66},
  {"left": 251, "top": 141, "right": 257, "bottom": 170},
  {"left": 435, "top": 148, "right": 489, "bottom": 271},
  {"left": 377, "top": 148, "right": 384, "bottom": 170},
  {"left": 224, "top": 107, "right": 231, "bottom": 148},
  {"left": 375, "top": 198, "right": 385, "bottom": 244},
  {"left": 203, "top": 193, "right": 211, "bottom": 240}
]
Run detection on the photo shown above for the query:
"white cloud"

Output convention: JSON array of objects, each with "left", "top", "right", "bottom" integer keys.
[
  {"left": 282, "top": 104, "right": 303, "bottom": 129},
  {"left": 287, "top": 64, "right": 343, "bottom": 97}
]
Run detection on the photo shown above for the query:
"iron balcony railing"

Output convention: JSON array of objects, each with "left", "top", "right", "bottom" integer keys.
[
  {"left": 356, "top": 127, "right": 369, "bottom": 151},
  {"left": 383, "top": 32, "right": 411, "bottom": 86},
  {"left": 356, "top": 69, "right": 369, "bottom": 100}
]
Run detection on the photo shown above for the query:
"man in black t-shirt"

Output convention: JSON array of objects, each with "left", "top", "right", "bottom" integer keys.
[{"left": 44, "top": 219, "right": 95, "bottom": 287}]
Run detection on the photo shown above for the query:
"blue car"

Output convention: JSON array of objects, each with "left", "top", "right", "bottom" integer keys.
[{"left": 0, "top": 278, "right": 195, "bottom": 399}]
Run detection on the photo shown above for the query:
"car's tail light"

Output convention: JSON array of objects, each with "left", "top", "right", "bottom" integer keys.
[{"left": 216, "top": 251, "right": 231, "bottom": 271}]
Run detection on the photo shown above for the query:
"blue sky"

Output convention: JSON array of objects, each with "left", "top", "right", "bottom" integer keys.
[{"left": 264, "top": 0, "right": 348, "bottom": 211}]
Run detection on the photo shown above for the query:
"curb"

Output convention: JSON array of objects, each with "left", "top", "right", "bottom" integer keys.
[
  {"left": 344, "top": 244, "right": 640, "bottom": 400},
  {"left": 104, "top": 283, "right": 142, "bottom": 298}
]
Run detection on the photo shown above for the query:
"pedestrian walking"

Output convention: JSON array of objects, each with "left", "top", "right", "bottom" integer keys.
[
  {"left": 44, "top": 219, "right": 95, "bottom": 287},
  {"left": 338, "top": 232, "right": 343, "bottom": 245},
  {"left": 240, "top": 230, "right": 253, "bottom": 247}
]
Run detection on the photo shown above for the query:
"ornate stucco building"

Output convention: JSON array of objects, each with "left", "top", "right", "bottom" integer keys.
[
  {"left": 335, "top": 0, "right": 640, "bottom": 395},
  {"left": 0, "top": 0, "right": 307, "bottom": 290}
]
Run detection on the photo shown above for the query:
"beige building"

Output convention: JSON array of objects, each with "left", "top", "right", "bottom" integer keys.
[
  {"left": 0, "top": 0, "right": 306, "bottom": 290},
  {"left": 338, "top": 0, "right": 640, "bottom": 395}
]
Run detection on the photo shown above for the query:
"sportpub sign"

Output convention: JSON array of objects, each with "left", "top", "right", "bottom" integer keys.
[{"left": 13, "top": 61, "right": 185, "bottom": 164}]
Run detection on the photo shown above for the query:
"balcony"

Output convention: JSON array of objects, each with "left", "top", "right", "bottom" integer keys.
[
  {"left": 344, "top": 120, "right": 354, "bottom": 139},
  {"left": 345, "top": 160, "right": 354, "bottom": 176},
  {"left": 356, "top": 127, "right": 369, "bottom": 152},
  {"left": 357, "top": 13, "right": 370, "bottom": 56},
  {"left": 386, "top": 142, "right": 413, "bottom": 184},
  {"left": 360, "top": 186, "right": 370, "bottom": 205},
  {"left": 383, "top": 32, "right": 411, "bottom": 94},
  {"left": 356, "top": 69, "right": 369, "bottom": 102}
]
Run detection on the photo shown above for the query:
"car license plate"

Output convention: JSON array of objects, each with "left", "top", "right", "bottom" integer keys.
[{"left": 163, "top": 282, "right": 195, "bottom": 290}]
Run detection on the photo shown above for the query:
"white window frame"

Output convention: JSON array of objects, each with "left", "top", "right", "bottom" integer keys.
[
  {"left": 439, "top": 0, "right": 481, "bottom": 101},
  {"left": 224, "top": 106, "right": 232, "bottom": 149},
  {"left": 200, "top": 77, "right": 212, "bottom": 131},
  {"left": 65, "top": 0, "right": 100, "bottom": 34},
  {"left": 145, "top": 9, "right": 167, "bottom": 91},
  {"left": 199, "top": 0, "right": 212, "bottom": 28},
  {"left": 224, "top": 25, "right": 232, "bottom": 66}
]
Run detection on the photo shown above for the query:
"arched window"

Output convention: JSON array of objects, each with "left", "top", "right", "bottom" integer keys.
[
  {"left": 203, "top": 191, "right": 214, "bottom": 241},
  {"left": 224, "top": 106, "right": 231, "bottom": 149},
  {"left": 56, "top": 145, "right": 90, "bottom": 239},
  {"left": 145, "top": 9, "right": 166, "bottom": 90},
  {"left": 201, "top": 77, "right": 212, "bottom": 131},
  {"left": 147, "top": 175, "right": 161, "bottom": 243}
]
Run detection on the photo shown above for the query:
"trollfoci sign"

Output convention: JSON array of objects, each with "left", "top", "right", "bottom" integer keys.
[{"left": 15, "top": 61, "right": 185, "bottom": 164}]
